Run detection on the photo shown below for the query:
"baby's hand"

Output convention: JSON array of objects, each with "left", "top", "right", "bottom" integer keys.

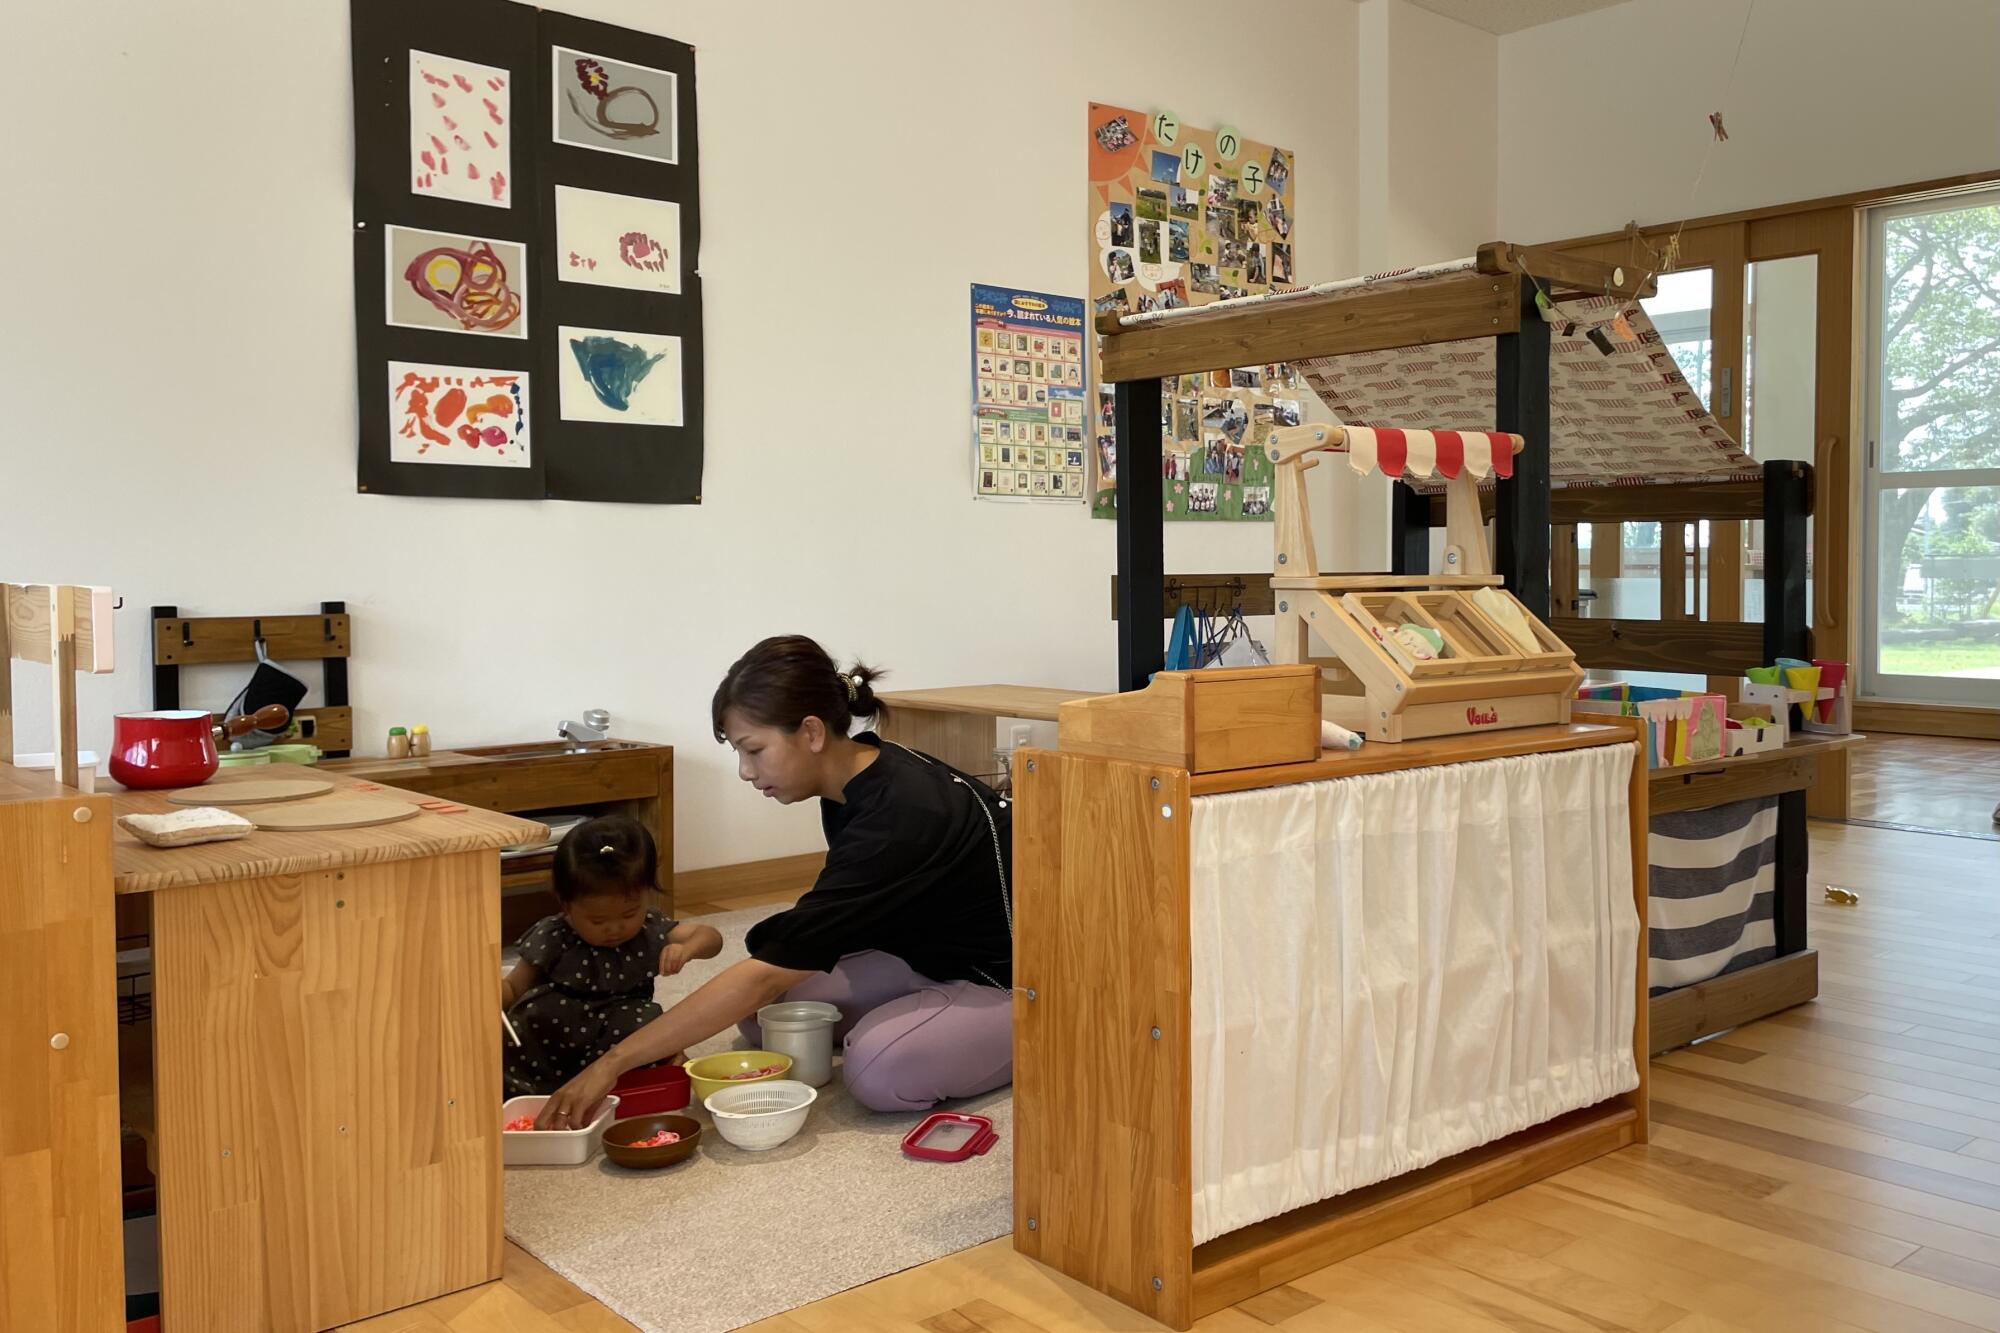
[{"left": 659, "top": 942, "right": 693, "bottom": 976}]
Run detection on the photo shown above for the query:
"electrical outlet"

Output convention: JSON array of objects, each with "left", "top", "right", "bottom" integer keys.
[{"left": 1009, "top": 724, "right": 1032, "bottom": 750}]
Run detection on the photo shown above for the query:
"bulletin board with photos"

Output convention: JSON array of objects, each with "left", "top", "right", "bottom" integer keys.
[
  {"left": 1086, "top": 103, "right": 1304, "bottom": 522},
  {"left": 971, "top": 284, "right": 1088, "bottom": 501}
]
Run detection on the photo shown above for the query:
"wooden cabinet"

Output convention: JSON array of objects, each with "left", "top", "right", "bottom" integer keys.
[{"left": 0, "top": 763, "right": 124, "bottom": 1333}]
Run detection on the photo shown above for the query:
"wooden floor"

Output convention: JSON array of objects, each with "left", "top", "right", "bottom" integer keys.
[
  {"left": 1848, "top": 732, "right": 2000, "bottom": 839},
  {"left": 345, "top": 808, "right": 2000, "bottom": 1332}
]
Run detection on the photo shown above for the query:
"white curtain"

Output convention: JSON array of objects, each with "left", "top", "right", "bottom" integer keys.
[{"left": 1188, "top": 744, "right": 1639, "bottom": 1245}]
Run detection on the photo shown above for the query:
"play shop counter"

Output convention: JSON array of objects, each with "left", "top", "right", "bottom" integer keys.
[{"left": 113, "top": 768, "right": 545, "bottom": 1332}]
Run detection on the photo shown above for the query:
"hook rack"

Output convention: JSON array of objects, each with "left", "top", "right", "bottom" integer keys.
[{"left": 151, "top": 601, "right": 354, "bottom": 756}]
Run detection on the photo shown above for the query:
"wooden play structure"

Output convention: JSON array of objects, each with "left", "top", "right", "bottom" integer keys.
[
  {"left": 1014, "top": 668, "right": 1648, "bottom": 1328},
  {"left": 1262, "top": 421, "right": 1583, "bottom": 741},
  {"left": 1100, "top": 240, "right": 1829, "bottom": 1055}
]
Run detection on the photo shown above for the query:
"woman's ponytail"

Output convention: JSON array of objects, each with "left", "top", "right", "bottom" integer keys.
[{"left": 712, "top": 636, "right": 889, "bottom": 739}]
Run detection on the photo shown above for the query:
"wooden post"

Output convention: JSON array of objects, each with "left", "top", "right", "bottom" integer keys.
[
  {"left": 1661, "top": 521, "right": 1688, "bottom": 621},
  {"left": 321, "top": 600, "right": 351, "bottom": 758},
  {"left": 1773, "top": 790, "right": 1809, "bottom": 957},
  {"left": 1495, "top": 282, "right": 1552, "bottom": 617},
  {"left": 152, "top": 604, "right": 181, "bottom": 709},
  {"left": 1589, "top": 523, "right": 1623, "bottom": 579},
  {"left": 1551, "top": 524, "right": 1579, "bottom": 617},
  {"left": 1272, "top": 456, "right": 1320, "bottom": 578},
  {"left": 0, "top": 589, "right": 12, "bottom": 765},
  {"left": 1441, "top": 473, "right": 1492, "bottom": 578},
  {"left": 1114, "top": 377, "right": 1166, "bottom": 692},
  {"left": 50, "top": 585, "right": 79, "bottom": 790},
  {"left": 1763, "top": 460, "right": 1811, "bottom": 664}
]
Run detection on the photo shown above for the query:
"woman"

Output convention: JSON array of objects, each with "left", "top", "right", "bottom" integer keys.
[{"left": 535, "top": 636, "right": 1015, "bottom": 1127}]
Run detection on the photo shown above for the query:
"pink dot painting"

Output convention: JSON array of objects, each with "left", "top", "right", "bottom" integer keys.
[{"left": 409, "top": 50, "right": 510, "bottom": 209}]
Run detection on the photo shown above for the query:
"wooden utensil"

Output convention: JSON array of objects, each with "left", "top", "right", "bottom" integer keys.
[{"left": 215, "top": 703, "right": 292, "bottom": 740}]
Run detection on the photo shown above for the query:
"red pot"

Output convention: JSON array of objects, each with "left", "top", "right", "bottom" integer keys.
[{"left": 109, "top": 710, "right": 219, "bottom": 789}]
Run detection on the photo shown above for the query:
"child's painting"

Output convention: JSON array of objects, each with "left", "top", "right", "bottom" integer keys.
[
  {"left": 409, "top": 50, "right": 510, "bottom": 207},
  {"left": 554, "top": 186, "right": 681, "bottom": 295},
  {"left": 388, "top": 361, "right": 530, "bottom": 466},
  {"left": 559, "top": 326, "right": 683, "bottom": 426},
  {"left": 385, "top": 225, "right": 528, "bottom": 337},
  {"left": 553, "top": 47, "right": 678, "bottom": 164}
]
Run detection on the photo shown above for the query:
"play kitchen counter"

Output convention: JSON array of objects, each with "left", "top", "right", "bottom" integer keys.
[{"left": 113, "top": 769, "right": 546, "bottom": 1333}]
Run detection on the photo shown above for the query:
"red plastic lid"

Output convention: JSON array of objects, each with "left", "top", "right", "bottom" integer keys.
[{"left": 901, "top": 1112, "right": 998, "bottom": 1162}]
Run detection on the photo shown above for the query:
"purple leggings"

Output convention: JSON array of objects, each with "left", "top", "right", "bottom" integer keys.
[{"left": 738, "top": 951, "right": 1012, "bottom": 1113}]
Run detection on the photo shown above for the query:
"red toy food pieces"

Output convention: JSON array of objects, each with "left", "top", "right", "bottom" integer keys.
[
  {"left": 504, "top": 1115, "right": 538, "bottom": 1132},
  {"left": 723, "top": 1063, "right": 787, "bottom": 1080},
  {"left": 631, "top": 1128, "right": 681, "bottom": 1147}
]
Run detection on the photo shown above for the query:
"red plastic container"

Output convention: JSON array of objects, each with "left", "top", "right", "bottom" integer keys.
[
  {"left": 108, "top": 710, "right": 218, "bottom": 790},
  {"left": 613, "top": 1062, "right": 691, "bottom": 1118},
  {"left": 901, "top": 1112, "right": 998, "bottom": 1162}
]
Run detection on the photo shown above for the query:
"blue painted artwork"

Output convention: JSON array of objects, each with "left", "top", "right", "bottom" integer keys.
[{"left": 568, "top": 335, "right": 663, "bottom": 411}]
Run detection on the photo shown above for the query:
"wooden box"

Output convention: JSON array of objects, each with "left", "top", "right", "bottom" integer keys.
[{"left": 1057, "top": 665, "right": 1319, "bottom": 774}]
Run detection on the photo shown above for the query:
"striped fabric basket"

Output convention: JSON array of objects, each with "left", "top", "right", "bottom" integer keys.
[{"left": 1647, "top": 796, "right": 1778, "bottom": 995}]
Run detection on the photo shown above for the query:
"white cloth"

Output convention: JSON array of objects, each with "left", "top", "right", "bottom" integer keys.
[{"left": 1187, "top": 744, "right": 1639, "bottom": 1244}]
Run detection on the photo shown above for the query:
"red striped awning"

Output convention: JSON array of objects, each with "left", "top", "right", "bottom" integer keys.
[{"left": 1343, "top": 427, "right": 1515, "bottom": 482}]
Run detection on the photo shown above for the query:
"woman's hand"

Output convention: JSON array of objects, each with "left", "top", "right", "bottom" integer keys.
[
  {"left": 659, "top": 941, "right": 693, "bottom": 976},
  {"left": 535, "top": 1059, "right": 619, "bottom": 1130}
]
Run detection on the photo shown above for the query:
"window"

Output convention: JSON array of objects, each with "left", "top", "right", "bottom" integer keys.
[{"left": 1863, "top": 191, "right": 2000, "bottom": 704}]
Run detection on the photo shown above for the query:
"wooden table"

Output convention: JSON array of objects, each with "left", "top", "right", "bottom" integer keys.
[
  {"left": 114, "top": 770, "right": 545, "bottom": 1333},
  {"left": 1644, "top": 732, "right": 1860, "bottom": 1053},
  {"left": 876, "top": 686, "right": 1092, "bottom": 777}
]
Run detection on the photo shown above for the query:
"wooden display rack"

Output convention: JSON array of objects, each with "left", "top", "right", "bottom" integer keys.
[{"left": 1265, "top": 424, "right": 1583, "bottom": 742}]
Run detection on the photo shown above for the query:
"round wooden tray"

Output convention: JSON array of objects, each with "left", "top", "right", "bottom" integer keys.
[
  {"left": 248, "top": 798, "right": 421, "bottom": 832},
  {"left": 168, "top": 775, "right": 336, "bottom": 806}
]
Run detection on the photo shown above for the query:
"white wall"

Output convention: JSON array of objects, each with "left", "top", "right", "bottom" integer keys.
[
  {"left": 1498, "top": 0, "right": 2000, "bottom": 241},
  {"left": 1356, "top": 0, "right": 1499, "bottom": 271},
  {"left": 0, "top": 0, "right": 1363, "bottom": 869}
]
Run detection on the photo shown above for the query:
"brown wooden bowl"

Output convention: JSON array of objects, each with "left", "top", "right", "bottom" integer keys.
[{"left": 602, "top": 1113, "right": 701, "bottom": 1170}]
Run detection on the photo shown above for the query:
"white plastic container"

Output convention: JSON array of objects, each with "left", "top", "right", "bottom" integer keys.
[
  {"left": 756, "top": 1000, "right": 842, "bottom": 1087},
  {"left": 704, "top": 1079, "right": 817, "bottom": 1151},
  {"left": 12, "top": 751, "right": 100, "bottom": 793},
  {"left": 501, "top": 1094, "right": 618, "bottom": 1165}
]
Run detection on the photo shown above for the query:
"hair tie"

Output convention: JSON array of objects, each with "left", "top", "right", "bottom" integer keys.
[
  {"left": 841, "top": 672, "right": 858, "bottom": 703},
  {"left": 599, "top": 843, "right": 615, "bottom": 854}
]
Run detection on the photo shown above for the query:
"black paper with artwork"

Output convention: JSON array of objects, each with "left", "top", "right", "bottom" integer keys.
[{"left": 351, "top": 0, "right": 703, "bottom": 503}]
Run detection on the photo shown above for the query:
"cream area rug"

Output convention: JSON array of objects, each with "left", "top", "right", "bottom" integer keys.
[{"left": 502, "top": 907, "right": 1015, "bottom": 1333}]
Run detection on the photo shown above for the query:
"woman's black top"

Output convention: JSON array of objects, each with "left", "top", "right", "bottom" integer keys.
[{"left": 745, "top": 734, "right": 1013, "bottom": 988}]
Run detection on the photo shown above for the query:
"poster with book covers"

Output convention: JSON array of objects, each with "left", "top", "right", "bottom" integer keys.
[
  {"left": 970, "top": 284, "right": 1088, "bottom": 501},
  {"left": 1087, "top": 104, "right": 1303, "bottom": 522}
]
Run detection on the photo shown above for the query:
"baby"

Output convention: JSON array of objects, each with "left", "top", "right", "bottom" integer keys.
[{"left": 502, "top": 814, "right": 721, "bottom": 1097}]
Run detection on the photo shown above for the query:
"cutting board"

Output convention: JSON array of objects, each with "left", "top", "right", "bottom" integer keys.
[
  {"left": 249, "top": 798, "right": 421, "bottom": 832},
  {"left": 169, "top": 775, "right": 335, "bottom": 806}
]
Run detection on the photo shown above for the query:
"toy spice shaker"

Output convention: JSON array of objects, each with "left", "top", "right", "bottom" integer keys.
[
  {"left": 387, "top": 726, "right": 411, "bottom": 759},
  {"left": 410, "top": 724, "right": 432, "bottom": 757}
]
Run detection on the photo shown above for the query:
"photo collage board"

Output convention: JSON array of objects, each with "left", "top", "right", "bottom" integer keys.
[
  {"left": 352, "top": 0, "right": 704, "bottom": 502},
  {"left": 1086, "top": 103, "right": 1307, "bottom": 522},
  {"left": 970, "top": 284, "right": 1088, "bottom": 501}
]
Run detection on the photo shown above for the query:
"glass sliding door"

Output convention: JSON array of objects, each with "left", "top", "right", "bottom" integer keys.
[{"left": 1863, "top": 191, "right": 2000, "bottom": 705}]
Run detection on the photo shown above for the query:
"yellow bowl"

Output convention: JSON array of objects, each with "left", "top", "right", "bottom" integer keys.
[{"left": 684, "top": 1050, "right": 793, "bottom": 1104}]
